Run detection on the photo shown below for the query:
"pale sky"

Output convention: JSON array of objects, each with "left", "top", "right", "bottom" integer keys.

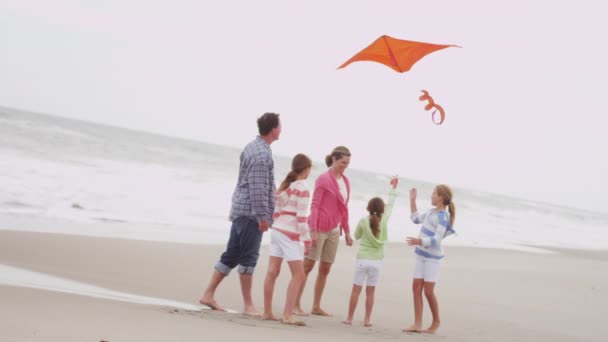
[{"left": 1, "top": 0, "right": 607, "bottom": 213}]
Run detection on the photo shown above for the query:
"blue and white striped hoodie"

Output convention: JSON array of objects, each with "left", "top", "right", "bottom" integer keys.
[{"left": 411, "top": 209, "right": 456, "bottom": 260}]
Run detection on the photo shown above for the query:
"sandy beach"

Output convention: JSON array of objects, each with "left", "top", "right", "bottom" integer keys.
[{"left": 1, "top": 229, "right": 606, "bottom": 342}]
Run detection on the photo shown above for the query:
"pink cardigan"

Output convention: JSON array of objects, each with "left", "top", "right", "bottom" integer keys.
[{"left": 308, "top": 169, "right": 350, "bottom": 235}]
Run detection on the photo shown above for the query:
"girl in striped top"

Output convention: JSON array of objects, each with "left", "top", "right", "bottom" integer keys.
[
  {"left": 262, "top": 154, "right": 312, "bottom": 326},
  {"left": 403, "top": 184, "right": 456, "bottom": 334}
]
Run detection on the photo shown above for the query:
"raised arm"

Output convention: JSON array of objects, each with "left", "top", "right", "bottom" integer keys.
[
  {"left": 409, "top": 187, "right": 426, "bottom": 224},
  {"left": 380, "top": 176, "right": 399, "bottom": 241}
]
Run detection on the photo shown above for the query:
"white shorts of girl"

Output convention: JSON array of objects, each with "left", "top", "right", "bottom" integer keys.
[
  {"left": 269, "top": 229, "right": 303, "bottom": 262},
  {"left": 413, "top": 254, "right": 441, "bottom": 283},
  {"left": 353, "top": 259, "right": 383, "bottom": 286}
]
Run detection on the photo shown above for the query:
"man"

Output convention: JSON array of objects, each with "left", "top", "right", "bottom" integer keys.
[{"left": 199, "top": 112, "right": 281, "bottom": 315}]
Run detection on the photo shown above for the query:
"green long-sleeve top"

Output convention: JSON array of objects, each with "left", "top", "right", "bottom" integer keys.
[{"left": 354, "top": 189, "right": 398, "bottom": 260}]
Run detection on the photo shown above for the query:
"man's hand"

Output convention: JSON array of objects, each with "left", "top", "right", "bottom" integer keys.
[{"left": 259, "top": 220, "right": 270, "bottom": 232}]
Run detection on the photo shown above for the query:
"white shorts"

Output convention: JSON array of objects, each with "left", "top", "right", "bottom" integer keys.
[
  {"left": 353, "top": 259, "right": 383, "bottom": 287},
  {"left": 269, "top": 229, "right": 303, "bottom": 261},
  {"left": 413, "top": 254, "right": 441, "bottom": 283}
]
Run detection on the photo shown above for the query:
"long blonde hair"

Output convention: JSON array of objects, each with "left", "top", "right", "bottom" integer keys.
[{"left": 436, "top": 184, "right": 456, "bottom": 227}]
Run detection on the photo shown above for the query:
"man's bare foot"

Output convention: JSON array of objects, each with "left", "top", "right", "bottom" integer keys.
[
  {"left": 261, "top": 313, "right": 280, "bottom": 321},
  {"left": 311, "top": 308, "right": 332, "bottom": 317},
  {"left": 402, "top": 325, "right": 422, "bottom": 333},
  {"left": 199, "top": 297, "right": 226, "bottom": 311},
  {"left": 363, "top": 321, "right": 373, "bottom": 327},
  {"left": 243, "top": 306, "right": 261, "bottom": 317},
  {"left": 342, "top": 319, "right": 352, "bottom": 325},
  {"left": 423, "top": 322, "right": 440, "bottom": 334},
  {"left": 292, "top": 307, "right": 310, "bottom": 316}
]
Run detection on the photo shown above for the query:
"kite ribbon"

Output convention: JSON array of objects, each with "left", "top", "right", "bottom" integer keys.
[{"left": 419, "top": 90, "right": 446, "bottom": 125}]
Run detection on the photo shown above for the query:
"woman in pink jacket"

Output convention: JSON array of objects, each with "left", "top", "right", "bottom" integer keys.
[{"left": 294, "top": 146, "right": 353, "bottom": 317}]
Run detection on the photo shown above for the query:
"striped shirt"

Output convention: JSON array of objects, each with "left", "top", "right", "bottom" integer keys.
[
  {"left": 229, "top": 136, "right": 275, "bottom": 223},
  {"left": 271, "top": 179, "right": 311, "bottom": 243},
  {"left": 410, "top": 209, "right": 456, "bottom": 259}
]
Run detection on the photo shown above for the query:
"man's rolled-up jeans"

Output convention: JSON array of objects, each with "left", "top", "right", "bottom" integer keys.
[{"left": 214, "top": 216, "right": 263, "bottom": 275}]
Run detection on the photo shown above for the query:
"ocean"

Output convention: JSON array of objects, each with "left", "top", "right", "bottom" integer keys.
[{"left": 1, "top": 106, "right": 607, "bottom": 252}]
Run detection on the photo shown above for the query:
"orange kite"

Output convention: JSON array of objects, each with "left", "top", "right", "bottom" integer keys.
[{"left": 338, "top": 35, "right": 459, "bottom": 73}]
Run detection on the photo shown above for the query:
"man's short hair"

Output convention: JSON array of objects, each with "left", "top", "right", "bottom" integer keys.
[{"left": 257, "top": 112, "right": 280, "bottom": 136}]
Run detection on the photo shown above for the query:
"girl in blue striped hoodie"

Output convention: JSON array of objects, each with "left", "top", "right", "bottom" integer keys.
[{"left": 403, "top": 184, "right": 456, "bottom": 334}]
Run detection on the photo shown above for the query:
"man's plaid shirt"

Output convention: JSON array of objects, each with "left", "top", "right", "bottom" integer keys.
[{"left": 229, "top": 136, "right": 276, "bottom": 223}]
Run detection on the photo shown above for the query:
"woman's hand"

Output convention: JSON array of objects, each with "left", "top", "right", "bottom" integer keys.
[
  {"left": 406, "top": 237, "right": 421, "bottom": 246},
  {"left": 345, "top": 234, "right": 353, "bottom": 246}
]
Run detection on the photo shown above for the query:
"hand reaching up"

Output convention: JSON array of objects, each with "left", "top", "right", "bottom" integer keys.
[
  {"left": 409, "top": 188, "right": 417, "bottom": 202},
  {"left": 390, "top": 175, "right": 399, "bottom": 189}
]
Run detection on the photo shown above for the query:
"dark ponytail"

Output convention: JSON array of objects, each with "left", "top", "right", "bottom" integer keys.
[
  {"left": 278, "top": 154, "right": 312, "bottom": 192},
  {"left": 366, "top": 197, "right": 385, "bottom": 238}
]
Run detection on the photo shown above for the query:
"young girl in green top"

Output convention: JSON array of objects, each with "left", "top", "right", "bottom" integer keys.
[{"left": 342, "top": 176, "right": 398, "bottom": 327}]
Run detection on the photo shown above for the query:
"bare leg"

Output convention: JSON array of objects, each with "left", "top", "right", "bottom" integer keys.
[
  {"left": 282, "top": 259, "right": 305, "bottom": 321},
  {"left": 402, "top": 278, "right": 424, "bottom": 333},
  {"left": 199, "top": 270, "right": 227, "bottom": 311},
  {"left": 311, "top": 261, "right": 332, "bottom": 316},
  {"left": 294, "top": 258, "right": 315, "bottom": 316},
  {"left": 342, "top": 284, "right": 362, "bottom": 325},
  {"left": 262, "top": 256, "right": 282, "bottom": 320},
  {"left": 423, "top": 282, "right": 440, "bottom": 333},
  {"left": 240, "top": 272, "right": 260, "bottom": 316},
  {"left": 363, "top": 286, "right": 375, "bottom": 327}
]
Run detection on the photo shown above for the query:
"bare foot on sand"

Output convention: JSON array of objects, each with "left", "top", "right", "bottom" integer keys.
[
  {"left": 342, "top": 319, "right": 352, "bottom": 325},
  {"left": 261, "top": 313, "right": 280, "bottom": 321},
  {"left": 311, "top": 308, "right": 332, "bottom": 317},
  {"left": 363, "top": 321, "right": 373, "bottom": 327},
  {"left": 243, "top": 306, "right": 261, "bottom": 317},
  {"left": 280, "top": 316, "right": 306, "bottom": 326},
  {"left": 423, "top": 322, "right": 440, "bottom": 334},
  {"left": 199, "top": 298, "right": 226, "bottom": 311},
  {"left": 402, "top": 325, "right": 422, "bottom": 333},
  {"left": 293, "top": 307, "right": 309, "bottom": 316}
]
